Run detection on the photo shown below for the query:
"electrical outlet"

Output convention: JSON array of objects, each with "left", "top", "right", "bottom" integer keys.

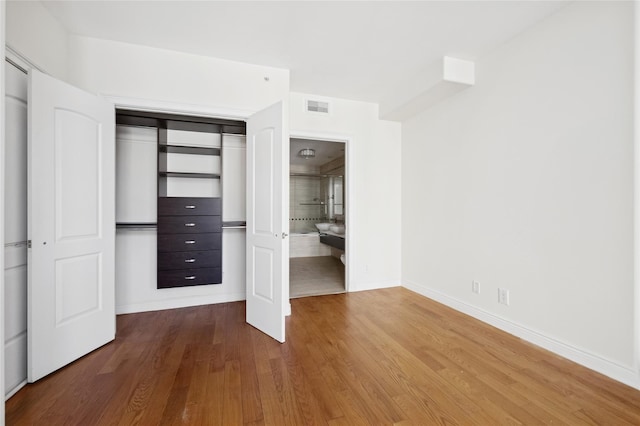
[
  {"left": 472, "top": 281, "right": 480, "bottom": 294},
  {"left": 498, "top": 288, "right": 510, "bottom": 306}
]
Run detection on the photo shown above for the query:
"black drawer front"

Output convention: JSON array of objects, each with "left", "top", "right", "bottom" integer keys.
[
  {"left": 157, "top": 233, "right": 222, "bottom": 252},
  {"left": 157, "top": 215, "right": 221, "bottom": 234},
  {"left": 158, "top": 267, "right": 222, "bottom": 288},
  {"left": 158, "top": 250, "right": 221, "bottom": 270},
  {"left": 158, "top": 197, "right": 221, "bottom": 216}
]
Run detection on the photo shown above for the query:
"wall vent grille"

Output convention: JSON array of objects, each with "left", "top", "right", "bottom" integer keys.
[{"left": 306, "top": 99, "right": 330, "bottom": 114}]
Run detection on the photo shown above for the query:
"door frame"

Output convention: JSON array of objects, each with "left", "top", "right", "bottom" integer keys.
[{"left": 289, "top": 130, "right": 352, "bottom": 293}]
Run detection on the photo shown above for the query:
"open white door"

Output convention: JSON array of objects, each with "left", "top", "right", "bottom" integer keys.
[
  {"left": 28, "top": 70, "right": 115, "bottom": 382},
  {"left": 246, "top": 101, "right": 289, "bottom": 343}
]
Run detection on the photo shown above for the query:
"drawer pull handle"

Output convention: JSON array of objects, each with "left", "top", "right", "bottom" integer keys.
[
  {"left": 184, "top": 240, "right": 196, "bottom": 244},
  {"left": 184, "top": 223, "right": 196, "bottom": 227},
  {"left": 185, "top": 205, "right": 196, "bottom": 209},
  {"left": 184, "top": 275, "right": 196, "bottom": 280},
  {"left": 184, "top": 259, "right": 196, "bottom": 263}
]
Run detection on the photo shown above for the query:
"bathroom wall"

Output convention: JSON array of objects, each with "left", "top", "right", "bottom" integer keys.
[{"left": 290, "top": 175, "right": 325, "bottom": 234}]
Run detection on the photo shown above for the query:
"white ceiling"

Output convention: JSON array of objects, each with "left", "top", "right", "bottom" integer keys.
[
  {"left": 290, "top": 138, "right": 344, "bottom": 169},
  {"left": 41, "top": 1, "right": 569, "bottom": 103}
]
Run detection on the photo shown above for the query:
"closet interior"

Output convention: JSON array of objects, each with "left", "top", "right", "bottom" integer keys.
[{"left": 115, "top": 110, "right": 246, "bottom": 289}]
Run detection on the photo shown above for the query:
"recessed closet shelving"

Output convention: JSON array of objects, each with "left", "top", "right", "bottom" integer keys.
[{"left": 115, "top": 110, "right": 246, "bottom": 289}]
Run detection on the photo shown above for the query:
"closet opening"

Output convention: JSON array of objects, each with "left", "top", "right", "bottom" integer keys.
[
  {"left": 288, "top": 137, "right": 348, "bottom": 298},
  {"left": 114, "top": 109, "right": 247, "bottom": 292}
]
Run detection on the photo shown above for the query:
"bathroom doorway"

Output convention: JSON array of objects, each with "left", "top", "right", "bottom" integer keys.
[{"left": 289, "top": 137, "right": 347, "bottom": 298}]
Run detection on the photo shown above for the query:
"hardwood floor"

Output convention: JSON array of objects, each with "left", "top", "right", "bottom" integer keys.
[{"left": 7, "top": 287, "right": 640, "bottom": 425}]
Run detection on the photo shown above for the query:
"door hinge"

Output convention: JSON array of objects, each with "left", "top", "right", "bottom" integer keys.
[{"left": 27, "top": 240, "right": 32, "bottom": 248}]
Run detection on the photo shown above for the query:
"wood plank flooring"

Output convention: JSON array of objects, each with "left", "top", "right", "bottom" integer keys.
[{"left": 7, "top": 287, "right": 640, "bottom": 425}]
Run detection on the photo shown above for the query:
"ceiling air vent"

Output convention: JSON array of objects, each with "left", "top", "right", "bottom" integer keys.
[{"left": 306, "top": 99, "right": 330, "bottom": 114}]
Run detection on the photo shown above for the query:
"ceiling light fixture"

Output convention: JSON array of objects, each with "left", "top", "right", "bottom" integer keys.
[{"left": 298, "top": 148, "right": 315, "bottom": 159}]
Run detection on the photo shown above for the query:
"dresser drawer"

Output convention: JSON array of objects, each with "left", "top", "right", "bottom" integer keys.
[
  {"left": 157, "top": 267, "right": 222, "bottom": 288},
  {"left": 158, "top": 250, "right": 221, "bottom": 270},
  {"left": 157, "top": 232, "right": 221, "bottom": 252},
  {"left": 157, "top": 215, "right": 221, "bottom": 234},
  {"left": 158, "top": 197, "right": 221, "bottom": 216}
]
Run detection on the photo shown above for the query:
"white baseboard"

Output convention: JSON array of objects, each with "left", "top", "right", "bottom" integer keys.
[
  {"left": 5, "top": 380, "right": 26, "bottom": 401},
  {"left": 403, "top": 280, "right": 640, "bottom": 390},
  {"left": 116, "top": 293, "right": 246, "bottom": 315},
  {"left": 350, "top": 280, "right": 400, "bottom": 292}
]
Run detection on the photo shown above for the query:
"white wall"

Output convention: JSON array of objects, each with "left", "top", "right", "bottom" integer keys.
[
  {"left": 290, "top": 93, "right": 402, "bottom": 291},
  {"left": 68, "top": 36, "right": 289, "bottom": 115},
  {"left": 402, "top": 1, "right": 636, "bottom": 386},
  {"left": 6, "top": 0, "right": 69, "bottom": 80},
  {"left": 60, "top": 36, "right": 290, "bottom": 313},
  {"left": 1, "top": 1, "right": 6, "bottom": 421}
]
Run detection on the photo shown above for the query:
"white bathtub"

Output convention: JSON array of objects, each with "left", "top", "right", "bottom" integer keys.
[{"left": 289, "top": 232, "right": 331, "bottom": 258}]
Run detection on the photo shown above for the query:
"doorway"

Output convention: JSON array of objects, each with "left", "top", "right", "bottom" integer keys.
[{"left": 289, "top": 137, "right": 348, "bottom": 298}]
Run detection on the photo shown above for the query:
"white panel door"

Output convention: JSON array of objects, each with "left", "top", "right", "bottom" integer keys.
[
  {"left": 28, "top": 70, "right": 115, "bottom": 382},
  {"left": 246, "top": 102, "right": 289, "bottom": 343},
  {"left": 5, "top": 61, "right": 29, "bottom": 396}
]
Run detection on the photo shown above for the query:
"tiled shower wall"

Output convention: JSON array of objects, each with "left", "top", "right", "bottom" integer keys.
[{"left": 290, "top": 176, "right": 326, "bottom": 233}]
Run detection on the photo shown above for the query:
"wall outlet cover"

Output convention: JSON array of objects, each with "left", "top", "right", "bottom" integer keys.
[{"left": 498, "top": 288, "right": 510, "bottom": 306}]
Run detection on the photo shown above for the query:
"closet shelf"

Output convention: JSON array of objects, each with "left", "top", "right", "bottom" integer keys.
[
  {"left": 222, "top": 221, "right": 247, "bottom": 228},
  {"left": 116, "top": 222, "right": 157, "bottom": 229},
  {"left": 159, "top": 145, "right": 220, "bottom": 156},
  {"left": 159, "top": 172, "right": 221, "bottom": 179}
]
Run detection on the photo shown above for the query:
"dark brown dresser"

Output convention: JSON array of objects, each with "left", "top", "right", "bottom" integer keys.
[
  {"left": 157, "top": 197, "right": 222, "bottom": 288},
  {"left": 156, "top": 123, "right": 224, "bottom": 288}
]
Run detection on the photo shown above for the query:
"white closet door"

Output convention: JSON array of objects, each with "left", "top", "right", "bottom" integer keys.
[
  {"left": 246, "top": 101, "right": 289, "bottom": 343},
  {"left": 28, "top": 70, "right": 115, "bottom": 382},
  {"left": 4, "top": 61, "right": 28, "bottom": 396}
]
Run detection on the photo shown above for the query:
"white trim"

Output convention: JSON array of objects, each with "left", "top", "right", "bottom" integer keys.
[
  {"left": 104, "top": 95, "right": 254, "bottom": 121},
  {"left": 634, "top": 0, "right": 640, "bottom": 382},
  {"left": 4, "top": 381, "right": 26, "bottom": 401},
  {"left": 116, "top": 292, "right": 246, "bottom": 315},
  {"left": 1, "top": 1, "right": 7, "bottom": 421},
  {"left": 403, "top": 279, "right": 640, "bottom": 390},
  {"left": 5, "top": 45, "right": 40, "bottom": 74},
  {"left": 351, "top": 281, "right": 400, "bottom": 292},
  {"left": 289, "top": 129, "right": 353, "bottom": 294}
]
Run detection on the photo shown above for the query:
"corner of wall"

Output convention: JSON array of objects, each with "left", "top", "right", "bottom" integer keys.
[
  {"left": 1, "top": 0, "right": 6, "bottom": 419},
  {"left": 633, "top": 0, "right": 640, "bottom": 383},
  {"left": 403, "top": 279, "right": 640, "bottom": 390},
  {"left": 400, "top": 0, "right": 638, "bottom": 389},
  {"left": 6, "top": 0, "right": 70, "bottom": 80}
]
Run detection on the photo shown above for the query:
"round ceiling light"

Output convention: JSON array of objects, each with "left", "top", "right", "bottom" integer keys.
[{"left": 298, "top": 148, "right": 316, "bottom": 159}]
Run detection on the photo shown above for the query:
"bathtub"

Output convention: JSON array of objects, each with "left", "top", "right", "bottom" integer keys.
[{"left": 289, "top": 232, "right": 331, "bottom": 258}]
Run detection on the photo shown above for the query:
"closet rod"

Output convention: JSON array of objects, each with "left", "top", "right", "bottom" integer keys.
[{"left": 4, "top": 241, "right": 28, "bottom": 248}]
